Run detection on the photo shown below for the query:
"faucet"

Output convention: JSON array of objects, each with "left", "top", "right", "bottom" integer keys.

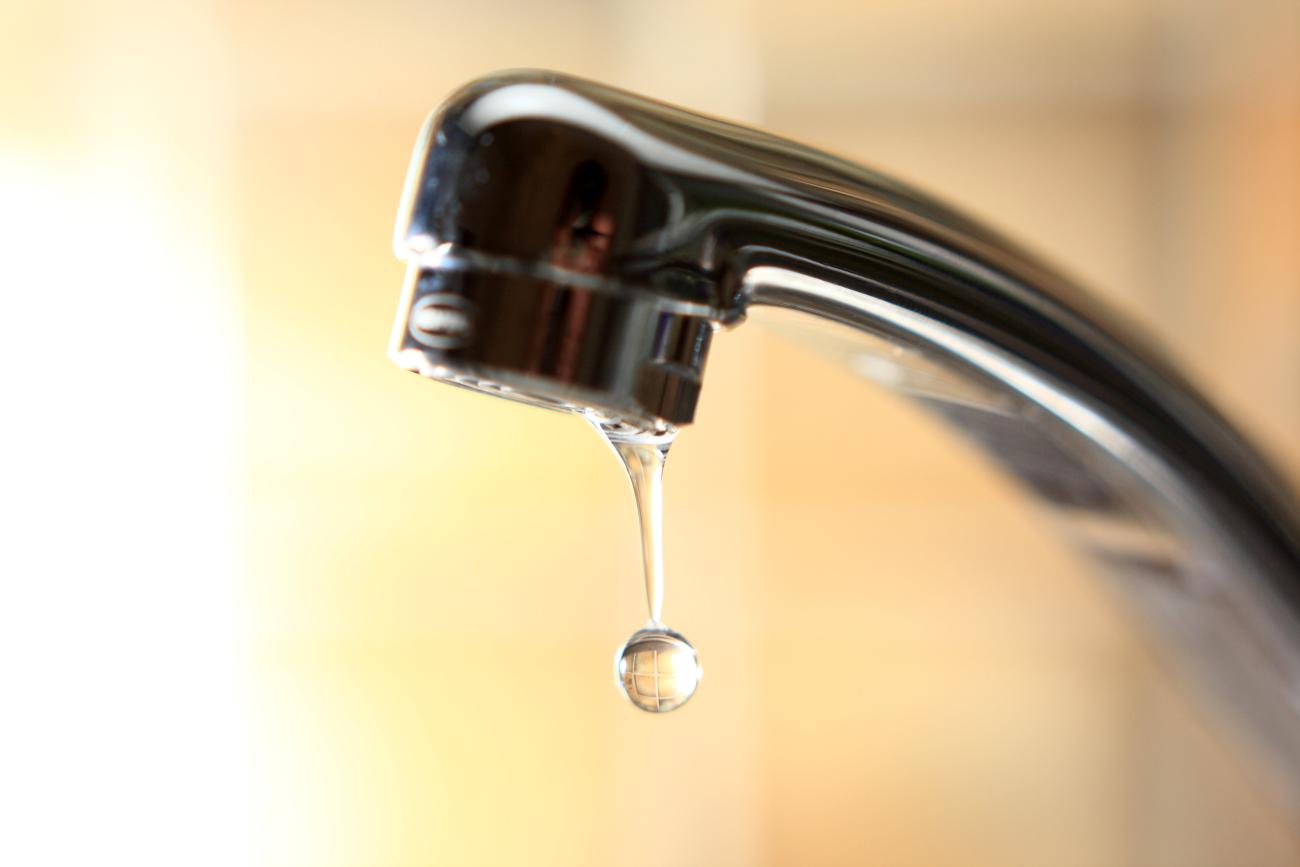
[{"left": 388, "top": 71, "right": 1300, "bottom": 802}]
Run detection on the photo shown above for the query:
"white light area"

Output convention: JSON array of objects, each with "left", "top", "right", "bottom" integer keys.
[
  {"left": 664, "top": 651, "right": 702, "bottom": 694},
  {"left": 0, "top": 149, "right": 250, "bottom": 865}
]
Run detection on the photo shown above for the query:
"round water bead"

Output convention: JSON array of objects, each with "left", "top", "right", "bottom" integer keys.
[{"left": 615, "top": 626, "right": 702, "bottom": 713}]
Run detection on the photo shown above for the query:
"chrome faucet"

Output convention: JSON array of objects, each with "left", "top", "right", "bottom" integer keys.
[{"left": 389, "top": 71, "right": 1300, "bottom": 802}]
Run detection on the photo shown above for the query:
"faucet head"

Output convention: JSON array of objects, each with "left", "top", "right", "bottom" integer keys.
[{"left": 389, "top": 72, "right": 718, "bottom": 430}]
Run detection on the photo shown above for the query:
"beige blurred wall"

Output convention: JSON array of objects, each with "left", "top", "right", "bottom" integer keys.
[{"left": 4, "top": 1, "right": 1298, "bottom": 865}]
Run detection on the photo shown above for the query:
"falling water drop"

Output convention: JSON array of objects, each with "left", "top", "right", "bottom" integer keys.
[
  {"left": 615, "top": 626, "right": 701, "bottom": 714},
  {"left": 592, "top": 416, "right": 702, "bottom": 713}
]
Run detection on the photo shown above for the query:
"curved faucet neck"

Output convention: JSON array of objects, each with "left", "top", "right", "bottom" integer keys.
[{"left": 391, "top": 71, "right": 1300, "bottom": 805}]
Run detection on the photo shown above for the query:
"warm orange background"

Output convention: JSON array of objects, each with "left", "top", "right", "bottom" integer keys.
[{"left": 5, "top": 1, "right": 1299, "bottom": 865}]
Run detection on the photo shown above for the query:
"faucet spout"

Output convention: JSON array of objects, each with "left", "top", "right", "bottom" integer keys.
[{"left": 390, "top": 70, "right": 1300, "bottom": 802}]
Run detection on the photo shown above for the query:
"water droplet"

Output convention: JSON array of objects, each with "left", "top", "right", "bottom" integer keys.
[
  {"left": 592, "top": 415, "right": 701, "bottom": 713},
  {"left": 615, "top": 626, "right": 702, "bottom": 713}
]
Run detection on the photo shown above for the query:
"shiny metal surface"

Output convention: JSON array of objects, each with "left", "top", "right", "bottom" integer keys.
[{"left": 390, "top": 71, "right": 1300, "bottom": 799}]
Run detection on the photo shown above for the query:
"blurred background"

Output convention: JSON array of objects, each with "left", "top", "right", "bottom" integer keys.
[{"left": 3, "top": 0, "right": 1298, "bottom": 865}]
